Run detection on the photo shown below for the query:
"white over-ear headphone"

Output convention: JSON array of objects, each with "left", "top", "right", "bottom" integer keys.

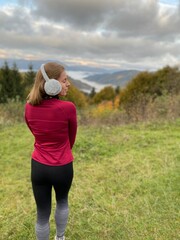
[{"left": 40, "top": 64, "right": 62, "bottom": 96}]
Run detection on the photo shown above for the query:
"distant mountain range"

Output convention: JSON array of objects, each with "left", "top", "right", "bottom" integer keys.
[
  {"left": 85, "top": 70, "right": 140, "bottom": 87},
  {"left": 68, "top": 76, "right": 92, "bottom": 92},
  {"left": 0, "top": 58, "right": 112, "bottom": 73},
  {"left": 0, "top": 58, "right": 140, "bottom": 92}
]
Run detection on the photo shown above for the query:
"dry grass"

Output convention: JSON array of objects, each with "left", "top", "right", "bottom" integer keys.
[{"left": 79, "top": 94, "right": 180, "bottom": 125}]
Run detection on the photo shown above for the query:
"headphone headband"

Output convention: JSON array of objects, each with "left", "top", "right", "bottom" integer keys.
[{"left": 40, "top": 64, "right": 49, "bottom": 82}]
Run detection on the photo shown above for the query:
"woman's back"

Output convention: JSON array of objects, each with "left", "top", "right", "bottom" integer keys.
[{"left": 25, "top": 98, "right": 77, "bottom": 166}]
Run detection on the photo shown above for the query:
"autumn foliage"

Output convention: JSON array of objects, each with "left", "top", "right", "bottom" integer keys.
[
  {"left": 118, "top": 66, "right": 180, "bottom": 120},
  {"left": 0, "top": 63, "right": 179, "bottom": 125}
]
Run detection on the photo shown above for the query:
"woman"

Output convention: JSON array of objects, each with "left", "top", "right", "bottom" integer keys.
[{"left": 25, "top": 62, "right": 77, "bottom": 240}]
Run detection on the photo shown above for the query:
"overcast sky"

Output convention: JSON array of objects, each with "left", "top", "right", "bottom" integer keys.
[{"left": 0, "top": 0, "right": 179, "bottom": 70}]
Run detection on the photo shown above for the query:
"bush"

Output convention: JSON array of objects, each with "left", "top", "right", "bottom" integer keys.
[
  {"left": 92, "top": 86, "right": 116, "bottom": 104},
  {"left": 63, "top": 82, "right": 88, "bottom": 108},
  {"left": 119, "top": 66, "right": 180, "bottom": 116},
  {"left": 0, "top": 98, "right": 25, "bottom": 126},
  {"left": 146, "top": 94, "right": 180, "bottom": 121}
]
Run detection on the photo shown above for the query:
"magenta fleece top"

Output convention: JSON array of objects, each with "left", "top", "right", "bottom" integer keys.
[{"left": 25, "top": 98, "right": 77, "bottom": 166}]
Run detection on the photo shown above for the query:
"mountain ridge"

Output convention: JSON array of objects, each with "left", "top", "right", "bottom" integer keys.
[
  {"left": 0, "top": 58, "right": 112, "bottom": 73},
  {"left": 85, "top": 70, "right": 140, "bottom": 87}
]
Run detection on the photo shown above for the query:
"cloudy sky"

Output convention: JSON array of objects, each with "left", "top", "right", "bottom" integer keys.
[{"left": 0, "top": 0, "right": 180, "bottom": 70}]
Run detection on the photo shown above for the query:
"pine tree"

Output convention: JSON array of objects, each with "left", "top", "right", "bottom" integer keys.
[
  {"left": 89, "top": 87, "right": 96, "bottom": 98},
  {"left": 0, "top": 61, "right": 24, "bottom": 102},
  {"left": 115, "top": 86, "right": 120, "bottom": 95},
  {"left": 23, "top": 63, "right": 36, "bottom": 98},
  {"left": 11, "top": 62, "right": 23, "bottom": 100},
  {"left": 0, "top": 61, "right": 12, "bottom": 102}
]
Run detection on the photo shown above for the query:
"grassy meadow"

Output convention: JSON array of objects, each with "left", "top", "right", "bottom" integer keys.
[{"left": 0, "top": 120, "right": 180, "bottom": 240}]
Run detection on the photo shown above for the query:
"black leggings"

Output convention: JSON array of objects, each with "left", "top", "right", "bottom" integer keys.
[{"left": 31, "top": 159, "right": 73, "bottom": 240}]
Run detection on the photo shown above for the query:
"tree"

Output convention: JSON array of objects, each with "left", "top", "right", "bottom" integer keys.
[
  {"left": 119, "top": 71, "right": 156, "bottom": 116},
  {"left": 0, "top": 61, "right": 24, "bottom": 102},
  {"left": 92, "top": 86, "right": 116, "bottom": 104},
  {"left": 119, "top": 66, "right": 180, "bottom": 119},
  {"left": 154, "top": 66, "right": 180, "bottom": 95},
  {"left": 11, "top": 62, "right": 23, "bottom": 99},
  {"left": 23, "top": 63, "right": 36, "bottom": 98},
  {"left": 115, "top": 86, "right": 120, "bottom": 95},
  {"left": 89, "top": 87, "right": 96, "bottom": 98},
  {"left": 0, "top": 61, "right": 12, "bottom": 102},
  {"left": 63, "top": 81, "right": 88, "bottom": 108}
]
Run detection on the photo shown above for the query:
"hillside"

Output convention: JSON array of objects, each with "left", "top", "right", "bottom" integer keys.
[
  {"left": 0, "top": 121, "right": 179, "bottom": 239},
  {"left": 68, "top": 76, "right": 92, "bottom": 92},
  {"left": 85, "top": 70, "right": 140, "bottom": 86}
]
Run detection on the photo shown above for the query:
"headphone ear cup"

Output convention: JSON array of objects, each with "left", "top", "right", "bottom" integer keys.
[{"left": 44, "top": 79, "right": 62, "bottom": 96}]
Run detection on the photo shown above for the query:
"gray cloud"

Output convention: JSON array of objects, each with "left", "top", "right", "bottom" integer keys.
[
  {"left": 0, "top": 7, "right": 33, "bottom": 34},
  {"left": 31, "top": 0, "right": 180, "bottom": 39},
  {"left": 31, "top": 0, "right": 112, "bottom": 30},
  {"left": 0, "top": 0, "right": 179, "bottom": 70}
]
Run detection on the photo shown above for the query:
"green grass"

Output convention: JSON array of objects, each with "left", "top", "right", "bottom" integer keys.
[{"left": 0, "top": 120, "right": 180, "bottom": 240}]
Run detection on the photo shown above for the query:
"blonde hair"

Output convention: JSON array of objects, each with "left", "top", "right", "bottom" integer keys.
[{"left": 27, "top": 62, "right": 65, "bottom": 105}]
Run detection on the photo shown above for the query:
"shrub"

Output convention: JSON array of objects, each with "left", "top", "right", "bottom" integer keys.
[
  {"left": 0, "top": 98, "right": 25, "bottom": 126},
  {"left": 92, "top": 86, "right": 116, "bottom": 104}
]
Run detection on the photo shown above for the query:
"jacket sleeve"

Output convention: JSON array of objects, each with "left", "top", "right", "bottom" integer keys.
[
  {"left": 67, "top": 102, "right": 77, "bottom": 149},
  {"left": 24, "top": 104, "right": 33, "bottom": 133}
]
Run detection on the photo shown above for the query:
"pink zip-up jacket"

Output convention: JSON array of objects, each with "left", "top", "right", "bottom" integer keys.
[{"left": 25, "top": 98, "right": 77, "bottom": 166}]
